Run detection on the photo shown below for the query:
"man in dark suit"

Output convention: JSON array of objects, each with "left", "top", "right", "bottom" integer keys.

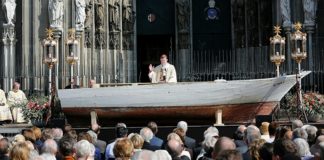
[
  {"left": 147, "top": 121, "right": 164, "bottom": 148},
  {"left": 177, "top": 121, "right": 196, "bottom": 149},
  {"left": 140, "top": 127, "right": 160, "bottom": 151}
]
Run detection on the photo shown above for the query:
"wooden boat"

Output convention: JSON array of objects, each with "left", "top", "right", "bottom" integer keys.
[{"left": 58, "top": 71, "right": 310, "bottom": 123}]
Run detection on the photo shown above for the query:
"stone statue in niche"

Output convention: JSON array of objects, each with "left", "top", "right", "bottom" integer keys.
[
  {"left": 95, "top": 0, "right": 104, "bottom": 29},
  {"left": 48, "top": 0, "right": 64, "bottom": 29},
  {"left": 303, "top": 0, "right": 317, "bottom": 26},
  {"left": 176, "top": 0, "right": 189, "bottom": 32},
  {"left": 84, "top": 0, "right": 93, "bottom": 30},
  {"left": 2, "top": 0, "right": 16, "bottom": 26},
  {"left": 280, "top": 0, "right": 291, "bottom": 27},
  {"left": 75, "top": 0, "right": 86, "bottom": 30},
  {"left": 123, "top": 0, "right": 133, "bottom": 32},
  {"left": 109, "top": 33, "right": 120, "bottom": 50},
  {"left": 109, "top": 0, "right": 120, "bottom": 31}
]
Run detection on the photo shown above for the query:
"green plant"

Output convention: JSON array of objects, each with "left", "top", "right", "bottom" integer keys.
[
  {"left": 15, "top": 95, "right": 50, "bottom": 120},
  {"left": 282, "top": 92, "right": 324, "bottom": 118}
]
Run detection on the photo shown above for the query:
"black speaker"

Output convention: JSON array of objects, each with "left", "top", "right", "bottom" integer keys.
[{"left": 256, "top": 115, "right": 273, "bottom": 127}]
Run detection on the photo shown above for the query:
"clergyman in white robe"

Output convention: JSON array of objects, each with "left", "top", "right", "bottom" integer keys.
[
  {"left": 7, "top": 87, "right": 27, "bottom": 123},
  {"left": 148, "top": 54, "right": 177, "bottom": 83},
  {"left": 0, "top": 89, "right": 12, "bottom": 121}
]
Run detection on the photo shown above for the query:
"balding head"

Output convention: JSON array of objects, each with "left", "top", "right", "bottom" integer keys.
[
  {"left": 212, "top": 137, "right": 236, "bottom": 158},
  {"left": 166, "top": 139, "right": 183, "bottom": 158},
  {"left": 140, "top": 127, "right": 154, "bottom": 143}
]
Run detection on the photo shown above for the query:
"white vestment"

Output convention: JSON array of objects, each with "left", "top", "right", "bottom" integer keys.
[
  {"left": 148, "top": 63, "right": 177, "bottom": 83},
  {"left": 7, "top": 90, "right": 27, "bottom": 123},
  {"left": 0, "top": 89, "right": 12, "bottom": 121}
]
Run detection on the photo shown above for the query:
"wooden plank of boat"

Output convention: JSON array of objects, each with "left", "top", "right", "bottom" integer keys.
[{"left": 58, "top": 71, "right": 310, "bottom": 123}]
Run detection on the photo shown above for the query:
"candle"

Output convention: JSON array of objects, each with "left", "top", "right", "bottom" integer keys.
[
  {"left": 297, "top": 48, "right": 300, "bottom": 53},
  {"left": 276, "top": 52, "right": 279, "bottom": 56}
]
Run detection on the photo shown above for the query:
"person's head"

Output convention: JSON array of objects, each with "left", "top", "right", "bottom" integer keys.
[
  {"left": 113, "top": 138, "right": 134, "bottom": 160},
  {"left": 10, "top": 142, "right": 31, "bottom": 160},
  {"left": 160, "top": 54, "right": 168, "bottom": 65},
  {"left": 40, "top": 153, "right": 56, "bottom": 160},
  {"left": 166, "top": 139, "right": 184, "bottom": 158},
  {"left": 202, "top": 133, "right": 218, "bottom": 153},
  {"left": 259, "top": 143, "right": 273, "bottom": 160},
  {"left": 292, "top": 128, "right": 308, "bottom": 140},
  {"left": 65, "top": 129, "right": 78, "bottom": 141},
  {"left": 74, "top": 139, "right": 93, "bottom": 159},
  {"left": 12, "top": 134, "right": 26, "bottom": 145},
  {"left": 154, "top": 150, "right": 172, "bottom": 160},
  {"left": 89, "top": 79, "right": 96, "bottom": 88},
  {"left": 41, "top": 139, "right": 58, "bottom": 155},
  {"left": 87, "top": 130, "right": 98, "bottom": 144},
  {"left": 0, "top": 138, "right": 10, "bottom": 155},
  {"left": 244, "top": 125, "right": 261, "bottom": 145},
  {"left": 269, "top": 122, "right": 279, "bottom": 137},
  {"left": 292, "top": 120, "right": 303, "bottom": 130},
  {"left": 212, "top": 137, "right": 236, "bottom": 158},
  {"left": 305, "top": 125, "right": 318, "bottom": 144},
  {"left": 116, "top": 126, "right": 128, "bottom": 138},
  {"left": 31, "top": 126, "right": 42, "bottom": 140},
  {"left": 52, "top": 128, "right": 63, "bottom": 141},
  {"left": 13, "top": 82, "right": 20, "bottom": 91},
  {"left": 167, "top": 133, "right": 183, "bottom": 144},
  {"left": 233, "top": 125, "right": 245, "bottom": 140},
  {"left": 273, "top": 139, "right": 298, "bottom": 159},
  {"left": 22, "top": 129, "right": 36, "bottom": 143},
  {"left": 140, "top": 127, "right": 154, "bottom": 143},
  {"left": 129, "top": 133, "right": 144, "bottom": 150},
  {"left": 260, "top": 122, "right": 270, "bottom": 135},
  {"left": 173, "top": 128, "right": 186, "bottom": 145},
  {"left": 59, "top": 137, "right": 76, "bottom": 157},
  {"left": 311, "top": 135, "right": 324, "bottom": 157},
  {"left": 278, "top": 126, "right": 291, "bottom": 140},
  {"left": 215, "top": 149, "right": 242, "bottom": 160},
  {"left": 147, "top": 121, "right": 158, "bottom": 135},
  {"left": 42, "top": 128, "right": 54, "bottom": 141},
  {"left": 293, "top": 138, "right": 311, "bottom": 157},
  {"left": 249, "top": 139, "right": 266, "bottom": 160},
  {"left": 63, "top": 124, "right": 73, "bottom": 134},
  {"left": 319, "top": 142, "right": 324, "bottom": 160},
  {"left": 77, "top": 132, "right": 93, "bottom": 143},
  {"left": 177, "top": 121, "right": 188, "bottom": 134},
  {"left": 132, "top": 150, "right": 156, "bottom": 160}
]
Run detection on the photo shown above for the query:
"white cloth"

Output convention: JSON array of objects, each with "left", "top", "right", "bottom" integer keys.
[
  {"left": 2, "top": 0, "right": 16, "bottom": 25},
  {"left": 0, "top": 89, "right": 12, "bottom": 121},
  {"left": 7, "top": 90, "right": 27, "bottom": 123},
  {"left": 148, "top": 63, "right": 177, "bottom": 83}
]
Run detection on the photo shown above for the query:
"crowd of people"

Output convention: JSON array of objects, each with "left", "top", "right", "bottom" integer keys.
[{"left": 0, "top": 119, "right": 323, "bottom": 160}]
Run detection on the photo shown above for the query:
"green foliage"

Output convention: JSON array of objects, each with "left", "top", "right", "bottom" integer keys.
[
  {"left": 281, "top": 92, "right": 324, "bottom": 118},
  {"left": 14, "top": 95, "right": 50, "bottom": 120}
]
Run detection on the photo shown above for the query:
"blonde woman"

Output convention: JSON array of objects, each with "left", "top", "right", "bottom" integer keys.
[{"left": 10, "top": 142, "right": 31, "bottom": 160}]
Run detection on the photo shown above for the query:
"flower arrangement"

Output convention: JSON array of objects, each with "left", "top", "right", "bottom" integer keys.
[
  {"left": 282, "top": 92, "right": 324, "bottom": 120},
  {"left": 16, "top": 95, "right": 50, "bottom": 120}
]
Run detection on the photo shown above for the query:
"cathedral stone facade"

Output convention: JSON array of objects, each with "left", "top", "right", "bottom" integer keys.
[{"left": 0, "top": 0, "right": 322, "bottom": 94}]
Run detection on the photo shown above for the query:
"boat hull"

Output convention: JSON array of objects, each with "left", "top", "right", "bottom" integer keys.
[{"left": 58, "top": 71, "right": 310, "bottom": 124}]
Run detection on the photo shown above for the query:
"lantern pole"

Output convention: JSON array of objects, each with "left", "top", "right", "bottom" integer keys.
[
  {"left": 291, "top": 22, "right": 308, "bottom": 123},
  {"left": 66, "top": 28, "right": 79, "bottom": 89},
  {"left": 43, "top": 28, "right": 58, "bottom": 97}
]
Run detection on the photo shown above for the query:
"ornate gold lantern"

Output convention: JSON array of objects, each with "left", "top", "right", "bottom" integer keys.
[
  {"left": 291, "top": 22, "right": 307, "bottom": 65},
  {"left": 66, "top": 28, "right": 79, "bottom": 88},
  {"left": 270, "top": 26, "right": 285, "bottom": 77},
  {"left": 43, "top": 28, "right": 57, "bottom": 95}
]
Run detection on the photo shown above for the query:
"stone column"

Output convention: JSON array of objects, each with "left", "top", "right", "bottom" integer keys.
[
  {"left": 175, "top": 0, "right": 191, "bottom": 81},
  {"left": 2, "top": 24, "right": 16, "bottom": 93},
  {"left": 280, "top": 0, "right": 292, "bottom": 74},
  {"left": 303, "top": 0, "right": 317, "bottom": 89}
]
